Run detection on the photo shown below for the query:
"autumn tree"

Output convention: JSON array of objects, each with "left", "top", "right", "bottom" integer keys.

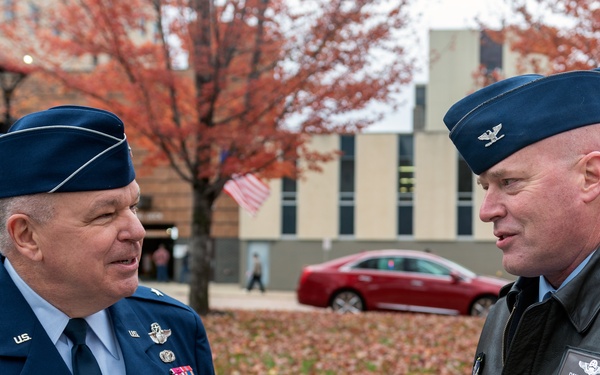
[
  {"left": 486, "top": 0, "right": 600, "bottom": 74},
  {"left": 0, "top": 0, "right": 415, "bottom": 315}
]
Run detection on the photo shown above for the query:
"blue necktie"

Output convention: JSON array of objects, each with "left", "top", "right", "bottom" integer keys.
[
  {"left": 63, "top": 318, "right": 103, "bottom": 375},
  {"left": 543, "top": 291, "right": 554, "bottom": 301}
]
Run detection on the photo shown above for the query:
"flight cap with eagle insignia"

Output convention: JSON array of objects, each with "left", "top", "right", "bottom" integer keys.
[
  {"left": 443, "top": 68, "right": 600, "bottom": 175},
  {"left": 0, "top": 105, "right": 135, "bottom": 198}
]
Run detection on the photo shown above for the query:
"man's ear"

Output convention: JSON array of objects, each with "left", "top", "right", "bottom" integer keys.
[
  {"left": 6, "top": 214, "right": 43, "bottom": 261},
  {"left": 581, "top": 151, "right": 600, "bottom": 203}
]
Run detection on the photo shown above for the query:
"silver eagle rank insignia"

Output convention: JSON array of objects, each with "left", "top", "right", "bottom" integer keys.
[{"left": 478, "top": 124, "right": 505, "bottom": 147}]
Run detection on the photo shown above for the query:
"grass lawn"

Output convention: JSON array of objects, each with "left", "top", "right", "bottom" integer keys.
[{"left": 204, "top": 309, "right": 484, "bottom": 374}]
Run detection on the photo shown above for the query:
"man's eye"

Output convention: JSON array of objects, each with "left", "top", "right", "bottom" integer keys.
[
  {"left": 96, "top": 212, "right": 114, "bottom": 220},
  {"left": 501, "top": 179, "right": 516, "bottom": 187},
  {"left": 130, "top": 204, "right": 139, "bottom": 214}
]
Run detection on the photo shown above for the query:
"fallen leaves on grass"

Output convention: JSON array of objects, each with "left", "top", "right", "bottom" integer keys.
[{"left": 204, "top": 310, "right": 484, "bottom": 374}]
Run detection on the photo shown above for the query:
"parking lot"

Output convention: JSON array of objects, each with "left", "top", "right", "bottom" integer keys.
[{"left": 140, "top": 281, "right": 320, "bottom": 312}]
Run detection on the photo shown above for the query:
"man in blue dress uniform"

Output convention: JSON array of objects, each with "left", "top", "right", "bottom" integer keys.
[{"left": 0, "top": 105, "right": 214, "bottom": 374}]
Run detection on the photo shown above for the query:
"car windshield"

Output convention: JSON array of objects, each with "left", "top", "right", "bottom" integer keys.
[{"left": 439, "top": 258, "right": 477, "bottom": 278}]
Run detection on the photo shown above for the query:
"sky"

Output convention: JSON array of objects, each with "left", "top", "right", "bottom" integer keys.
[{"left": 365, "top": 0, "right": 510, "bottom": 133}]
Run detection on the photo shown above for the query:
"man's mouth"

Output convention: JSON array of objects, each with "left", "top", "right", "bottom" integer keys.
[{"left": 114, "top": 258, "right": 137, "bottom": 265}]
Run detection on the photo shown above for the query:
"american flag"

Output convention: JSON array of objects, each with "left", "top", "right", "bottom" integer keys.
[{"left": 223, "top": 173, "right": 270, "bottom": 216}]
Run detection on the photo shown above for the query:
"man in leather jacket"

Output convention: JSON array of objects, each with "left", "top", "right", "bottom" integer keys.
[{"left": 444, "top": 68, "right": 600, "bottom": 375}]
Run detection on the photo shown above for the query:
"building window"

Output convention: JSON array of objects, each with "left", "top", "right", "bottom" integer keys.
[
  {"left": 457, "top": 154, "right": 473, "bottom": 236},
  {"left": 398, "top": 135, "right": 414, "bottom": 236},
  {"left": 480, "top": 31, "right": 503, "bottom": 71},
  {"left": 281, "top": 177, "right": 297, "bottom": 235},
  {"left": 339, "top": 135, "right": 355, "bottom": 236},
  {"left": 480, "top": 30, "right": 503, "bottom": 86},
  {"left": 413, "top": 85, "right": 426, "bottom": 131}
]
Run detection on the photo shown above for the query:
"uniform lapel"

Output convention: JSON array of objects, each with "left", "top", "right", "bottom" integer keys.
[
  {"left": 109, "top": 299, "right": 165, "bottom": 373},
  {"left": 18, "top": 323, "right": 71, "bottom": 374},
  {"left": 0, "top": 260, "right": 70, "bottom": 374}
]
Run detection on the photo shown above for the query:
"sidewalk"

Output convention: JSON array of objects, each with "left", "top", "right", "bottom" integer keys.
[{"left": 139, "top": 281, "right": 320, "bottom": 312}]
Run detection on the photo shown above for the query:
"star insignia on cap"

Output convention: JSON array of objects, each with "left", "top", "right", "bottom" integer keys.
[{"left": 478, "top": 123, "right": 505, "bottom": 147}]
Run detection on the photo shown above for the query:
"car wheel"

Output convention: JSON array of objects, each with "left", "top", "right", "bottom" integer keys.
[
  {"left": 470, "top": 296, "right": 497, "bottom": 317},
  {"left": 330, "top": 291, "right": 364, "bottom": 313}
]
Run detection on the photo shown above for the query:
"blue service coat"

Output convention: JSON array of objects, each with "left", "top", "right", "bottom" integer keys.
[{"left": 0, "top": 260, "right": 215, "bottom": 374}]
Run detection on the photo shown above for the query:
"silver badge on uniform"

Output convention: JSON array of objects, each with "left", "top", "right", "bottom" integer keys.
[
  {"left": 128, "top": 330, "right": 140, "bottom": 338},
  {"left": 160, "top": 350, "right": 176, "bottom": 363},
  {"left": 148, "top": 322, "right": 172, "bottom": 344}
]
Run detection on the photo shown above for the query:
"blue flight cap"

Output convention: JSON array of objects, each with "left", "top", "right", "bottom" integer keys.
[
  {"left": 444, "top": 68, "right": 600, "bottom": 174},
  {"left": 0, "top": 105, "right": 135, "bottom": 198}
]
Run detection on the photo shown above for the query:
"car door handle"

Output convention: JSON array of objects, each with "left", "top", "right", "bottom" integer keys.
[
  {"left": 410, "top": 280, "right": 424, "bottom": 287},
  {"left": 358, "top": 275, "right": 372, "bottom": 282}
]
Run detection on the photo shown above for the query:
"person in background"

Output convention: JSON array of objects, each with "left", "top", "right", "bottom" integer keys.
[
  {"left": 246, "top": 253, "right": 265, "bottom": 293},
  {"left": 179, "top": 250, "right": 190, "bottom": 284},
  {"left": 444, "top": 68, "right": 600, "bottom": 374},
  {"left": 0, "top": 105, "right": 214, "bottom": 374},
  {"left": 152, "top": 243, "right": 171, "bottom": 282}
]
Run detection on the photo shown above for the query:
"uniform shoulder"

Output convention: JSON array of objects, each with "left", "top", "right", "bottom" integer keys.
[{"left": 128, "top": 284, "right": 191, "bottom": 310}]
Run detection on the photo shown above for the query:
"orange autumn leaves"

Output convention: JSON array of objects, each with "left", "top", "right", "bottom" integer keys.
[{"left": 205, "top": 310, "right": 484, "bottom": 374}]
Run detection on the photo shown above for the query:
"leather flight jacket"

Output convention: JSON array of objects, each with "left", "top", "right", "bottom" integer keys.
[{"left": 472, "top": 250, "right": 600, "bottom": 375}]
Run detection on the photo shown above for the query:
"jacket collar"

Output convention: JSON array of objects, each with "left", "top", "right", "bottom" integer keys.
[
  {"left": 556, "top": 250, "right": 600, "bottom": 332},
  {"left": 502, "top": 249, "right": 600, "bottom": 333}
]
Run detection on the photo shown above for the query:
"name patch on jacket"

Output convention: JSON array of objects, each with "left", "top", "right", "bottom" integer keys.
[{"left": 558, "top": 347, "right": 600, "bottom": 375}]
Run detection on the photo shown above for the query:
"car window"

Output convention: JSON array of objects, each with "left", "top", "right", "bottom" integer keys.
[
  {"left": 405, "top": 258, "right": 450, "bottom": 276},
  {"left": 377, "top": 257, "right": 404, "bottom": 271},
  {"left": 353, "top": 257, "right": 404, "bottom": 271},
  {"left": 353, "top": 258, "right": 379, "bottom": 269}
]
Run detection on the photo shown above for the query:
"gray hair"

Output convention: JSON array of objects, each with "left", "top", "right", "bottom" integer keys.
[{"left": 0, "top": 194, "right": 56, "bottom": 255}]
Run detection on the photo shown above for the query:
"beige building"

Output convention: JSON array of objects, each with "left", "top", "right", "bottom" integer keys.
[{"left": 236, "top": 29, "right": 543, "bottom": 290}]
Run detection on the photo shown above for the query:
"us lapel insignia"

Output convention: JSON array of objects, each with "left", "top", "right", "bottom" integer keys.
[
  {"left": 149, "top": 322, "right": 171, "bottom": 344},
  {"left": 13, "top": 333, "right": 32, "bottom": 344},
  {"left": 159, "top": 350, "right": 176, "bottom": 363},
  {"left": 150, "top": 288, "right": 164, "bottom": 297}
]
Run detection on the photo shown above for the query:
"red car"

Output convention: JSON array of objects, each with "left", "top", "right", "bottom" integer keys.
[{"left": 296, "top": 249, "right": 510, "bottom": 316}]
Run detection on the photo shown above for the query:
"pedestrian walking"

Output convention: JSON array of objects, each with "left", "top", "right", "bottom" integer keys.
[{"left": 246, "top": 253, "right": 265, "bottom": 293}]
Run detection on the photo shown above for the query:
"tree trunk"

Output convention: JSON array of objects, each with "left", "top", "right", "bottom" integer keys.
[{"left": 188, "top": 185, "right": 214, "bottom": 315}]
